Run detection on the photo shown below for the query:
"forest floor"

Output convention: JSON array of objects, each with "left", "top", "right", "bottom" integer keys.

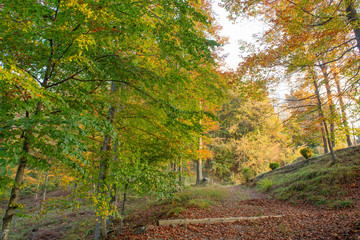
[
  {"left": 110, "top": 184, "right": 360, "bottom": 240},
  {"left": 2, "top": 146, "right": 360, "bottom": 239},
  {"left": 1, "top": 181, "right": 359, "bottom": 239}
]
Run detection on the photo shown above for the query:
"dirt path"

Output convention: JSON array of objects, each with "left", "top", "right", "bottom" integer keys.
[{"left": 111, "top": 185, "right": 360, "bottom": 240}]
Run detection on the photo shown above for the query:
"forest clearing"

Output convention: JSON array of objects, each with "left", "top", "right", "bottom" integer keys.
[{"left": 1, "top": 0, "right": 360, "bottom": 239}]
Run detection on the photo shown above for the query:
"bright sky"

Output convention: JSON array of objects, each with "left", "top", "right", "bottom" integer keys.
[
  {"left": 212, "top": 0, "right": 267, "bottom": 70},
  {"left": 211, "top": 1, "right": 291, "bottom": 103}
]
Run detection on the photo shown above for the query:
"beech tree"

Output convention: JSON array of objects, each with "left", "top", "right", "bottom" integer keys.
[{"left": 0, "top": 1, "right": 225, "bottom": 239}]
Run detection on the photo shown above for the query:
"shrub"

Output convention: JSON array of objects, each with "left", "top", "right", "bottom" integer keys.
[
  {"left": 242, "top": 168, "right": 254, "bottom": 183},
  {"left": 269, "top": 163, "right": 280, "bottom": 170},
  {"left": 300, "top": 148, "right": 313, "bottom": 159},
  {"left": 258, "top": 178, "right": 273, "bottom": 192}
]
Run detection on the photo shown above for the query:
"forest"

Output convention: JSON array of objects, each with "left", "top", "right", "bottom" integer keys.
[{"left": 0, "top": 0, "right": 360, "bottom": 239}]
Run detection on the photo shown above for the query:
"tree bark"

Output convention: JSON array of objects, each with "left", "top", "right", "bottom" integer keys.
[
  {"left": 118, "top": 183, "right": 128, "bottom": 234},
  {"left": 319, "top": 64, "right": 336, "bottom": 148},
  {"left": 94, "top": 138, "right": 110, "bottom": 240},
  {"left": 94, "top": 82, "right": 117, "bottom": 240},
  {"left": 170, "top": 162, "right": 176, "bottom": 172},
  {"left": 313, "top": 77, "right": 337, "bottom": 164},
  {"left": 334, "top": 70, "right": 353, "bottom": 147},
  {"left": 321, "top": 128, "right": 329, "bottom": 154},
  {"left": 38, "top": 170, "right": 49, "bottom": 214},
  {"left": 346, "top": 0, "right": 360, "bottom": 52},
  {"left": 1, "top": 133, "right": 30, "bottom": 240},
  {"left": 178, "top": 159, "right": 183, "bottom": 183},
  {"left": 107, "top": 143, "right": 119, "bottom": 226},
  {"left": 107, "top": 183, "right": 118, "bottom": 225},
  {"left": 196, "top": 137, "right": 203, "bottom": 185}
]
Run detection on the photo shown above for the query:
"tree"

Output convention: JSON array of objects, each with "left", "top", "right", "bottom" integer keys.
[
  {"left": 283, "top": 88, "right": 326, "bottom": 153},
  {"left": 0, "top": 1, "right": 225, "bottom": 239},
  {"left": 333, "top": 67, "right": 354, "bottom": 147},
  {"left": 210, "top": 80, "right": 297, "bottom": 182},
  {"left": 222, "top": 0, "right": 359, "bottom": 156}
]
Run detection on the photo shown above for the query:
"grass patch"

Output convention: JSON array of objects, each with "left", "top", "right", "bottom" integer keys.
[
  {"left": 327, "top": 199, "right": 354, "bottom": 209},
  {"left": 314, "top": 196, "right": 327, "bottom": 205},
  {"left": 162, "top": 185, "right": 229, "bottom": 217},
  {"left": 185, "top": 199, "right": 214, "bottom": 209}
]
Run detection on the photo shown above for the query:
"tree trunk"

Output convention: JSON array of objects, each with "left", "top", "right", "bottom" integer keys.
[
  {"left": 118, "top": 183, "right": 129, "bottom": 234},
  {"left": 321, "top": 128, "right": 329, "bottom": 154},
  {"left": 94, "top": 82, "right": 117, "bottom": 240},
  {"left": 313, "top": 77, "right": 337, "bottom": 164},
  {"left": 319, "top": 64, "right": 336, "bottom": 148},
  {"left": 196, "top": 159, "right": 203, "bottom": 185},
  {"left": 196, "top": 137, "right": 203, "bottom": 185},
  {"left": 108, "top": 143, "right": 119, "bottom": 226},
  {"left": 178, "top": 159, "right": 183, "bottom": 183},
  {"left": 107, "top": 183, "right": 118, "bottom": 226},
  {"left": 334, "top": 71, "right": 353, "bottom": 147},
  {"left": 1, "top": 134, "right": 30, "bottom": 240},
  {"left": 170, "top": 162, "right": 176, "bottom": 172},
  {"left": 346, "top": 0, "right": 360, "bottom": 52},
  {"left": 94, "top": 138, "right": 110, "bottom": 240},
  {"left": 0, "top": 107, "right": 40, "bottom": 240},
  {"left": 38, "top": 170, "right": 49, "bottom": 214},
  {"left": 34, "top": 171, "right": 41, "bottom": 201}
]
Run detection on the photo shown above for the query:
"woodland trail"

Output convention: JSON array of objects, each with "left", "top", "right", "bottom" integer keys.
[{"left": 112, "top": 185, "right": 360, "bottom": 240}]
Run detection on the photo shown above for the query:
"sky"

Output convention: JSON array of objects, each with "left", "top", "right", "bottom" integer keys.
[
  {"left": 211, "top": 0, "right": 267, "bottom": 70},
  {"left": 211, "top": 1, "right": 291, "bottom": 103}
]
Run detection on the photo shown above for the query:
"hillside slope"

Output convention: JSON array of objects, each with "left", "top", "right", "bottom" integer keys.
[{"left": 253, "top": 145, "right": 360, "bottom": 208}]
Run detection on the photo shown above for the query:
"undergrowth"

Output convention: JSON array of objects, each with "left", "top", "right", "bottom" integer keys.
[{"left": 0, "top": 197, "right": 95, "bottom": 240}]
